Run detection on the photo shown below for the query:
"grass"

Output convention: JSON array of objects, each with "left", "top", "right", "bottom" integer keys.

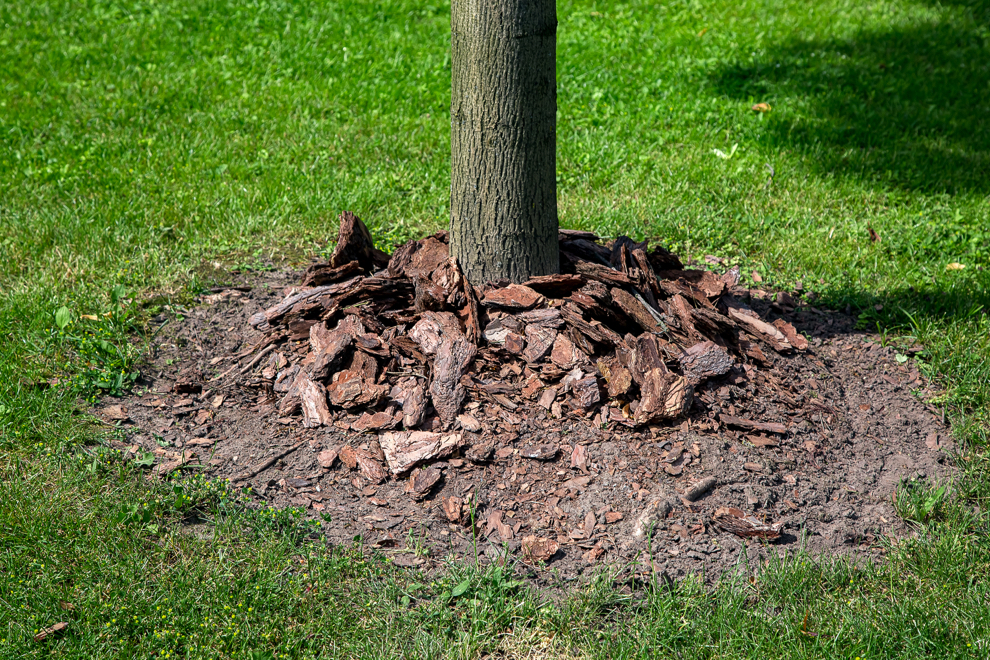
[{"left": 1, "top": 0, "right": 989, "bottom": 657}]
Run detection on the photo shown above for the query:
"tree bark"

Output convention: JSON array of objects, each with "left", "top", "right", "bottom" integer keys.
[{"left": 450, "top": 0, "right": 559, "bottom": 285}]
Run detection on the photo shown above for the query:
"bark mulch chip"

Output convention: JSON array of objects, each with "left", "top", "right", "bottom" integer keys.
[{"left": 108, "top": 212, "right": 955, "bottom": 582}]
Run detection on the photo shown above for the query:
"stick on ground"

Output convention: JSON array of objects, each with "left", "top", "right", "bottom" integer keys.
[
  {"left": 238, "top": 344, "right": 277, "bottom": 376},
  {"left": 230, "top": 442, "right": 303, "bottom": 483}
]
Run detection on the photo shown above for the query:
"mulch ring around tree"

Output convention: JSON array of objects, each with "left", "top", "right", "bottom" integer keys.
[{"left": 103, "top": 214, "right": 955, "bottom": 581}]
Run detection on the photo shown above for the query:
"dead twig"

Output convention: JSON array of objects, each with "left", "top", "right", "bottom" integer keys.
[
  {"left": 238, "top": 344, "right": 277, "bottom": 377},
  {"left": 230, "top": 442, "right": 303, "bottom": 483}
]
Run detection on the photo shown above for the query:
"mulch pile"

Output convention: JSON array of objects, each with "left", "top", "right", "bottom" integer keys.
[
  {"left": 109, "top": 212, "right": 953, "bottom": 577},
  {"left": 195, "top": 212, "right": 815, "bottom": 543}
]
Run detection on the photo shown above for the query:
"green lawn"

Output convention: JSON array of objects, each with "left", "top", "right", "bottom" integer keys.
[{"left": 2, "top": 0, "right": 989, "bottom": 657}]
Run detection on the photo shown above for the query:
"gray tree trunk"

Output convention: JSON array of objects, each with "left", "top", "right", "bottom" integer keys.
[{"left": 450, "top": 0, "right": 559, "bottom": 285}]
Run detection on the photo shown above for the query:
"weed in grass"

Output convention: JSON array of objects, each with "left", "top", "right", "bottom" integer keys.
[
  {"left": 893, "top": 477, "right": 950, "bottom": 526},
  {"left": 404, "top": 524, "right": 433, "bottom": 559},
  {"left": 241, "top": 505, "right": 322, "bottom": 545},
  {"left": 50, "top": 284, "right": 141, "bottom": 399}
]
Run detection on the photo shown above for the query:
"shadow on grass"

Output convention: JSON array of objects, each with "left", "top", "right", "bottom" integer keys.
[{"left": 710, "top": 4, "right": 990, "bottom": 195}]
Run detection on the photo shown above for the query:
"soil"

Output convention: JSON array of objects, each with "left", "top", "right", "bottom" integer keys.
[{"left": 103, "top": 265, "right": 955, "bottom": 583}]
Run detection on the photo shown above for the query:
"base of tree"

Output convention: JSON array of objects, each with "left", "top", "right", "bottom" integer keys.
[
  {"left": 245, "top": 211, "right": 811, "bottom": 440},
  {"left": 104, "top": 214, "right": 953, "bottom": 578}
]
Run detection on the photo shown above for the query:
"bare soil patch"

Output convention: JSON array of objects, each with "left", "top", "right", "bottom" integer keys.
[{"left": 104, "top": 226, "right": 954, "bottom": 582}]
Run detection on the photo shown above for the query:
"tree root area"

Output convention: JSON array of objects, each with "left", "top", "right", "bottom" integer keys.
[{"left": 106, "top": 221, "right": 954, "bottom": 582}]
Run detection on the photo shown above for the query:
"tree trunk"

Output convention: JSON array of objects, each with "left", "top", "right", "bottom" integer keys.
[{"left": 450, "top": 0, "right": 559, "bottom": 285}]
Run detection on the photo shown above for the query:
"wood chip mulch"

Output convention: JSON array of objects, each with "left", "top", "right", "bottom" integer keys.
[
  {"left": 229, "top": 212, "right": 806, "bottom": 482},
  {"left": 108, "top": 212, "right": 955, "bottom": 579}
]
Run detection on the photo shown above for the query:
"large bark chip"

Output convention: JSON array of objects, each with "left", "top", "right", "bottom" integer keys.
[
  {"left": 413, "top": 276, "right": 447, "bottom": 312},
  {"left": 336, "top": 314, "right": 367, "bottom": 338},
  {"left": 670, "top": 294, "right": 701, "bottom": 341},
  {"left": 406, "top": 467, "right": 443, "bottom": 500},
  {"left": 386, "top": 239, "right": 419, "bottom": 278},
  {"left": 573, "top": 261, "right": 633, "bottom": 286},
  {"left": 330, "top": 211, "right": 390, "bottom": 272},
  {"left": 461, "top": 270, "right": 482, "bottom": 344},
  {"left": 522, "top": 274, "right": 585, "bottom": 297},
  {"left": 521, "top": 536, "right": 560, "bottom": 564},
  {"left": 410, "top": 311, "right": 463, "bottom": 356},
  {"left": 610, "top": 288, "right": 659, "bottom": 332},
  {"left": 339, "top": 445, "right": 387, "bottom": 483},
  {"left": 713, "top": 507, "right": 783, "bottom": 539},
  {"left": 656, "top": 269, "right": 726, "bottom": 299},
  {"left": 300, "top": 261, "right": 363, "bottom": 287},
  {"left": 482, "top": 284, "right": 545, "bottom": 310},
  {"left": 725, "top": 302, "right": 793, "bottom": 352},
  {"left": 297, "top": 375, "right": 333, "bottom": 427},
  {"left": 523, "top": 325, "right": 557, "bottom": 363},
  {"left": 648, "top": 244, "right": 683, "bottom": 271},
  {"left": 773, "top": 319, "right": 809, "bottom": 350},
  {"left": 597, "top": 358, "right": 633, "bottom": 397},
  {"left": 379, "top": 431, "right": 462, "bottom": 474},
  {"left": 278, "top": 371, "right": 306, "bottom": 416},
  {"left": 630, "top": 334, "right": 667, "bottom": 386},
  {"left": 635, "top": 369, "right": 693, "bottom": 424},
  {"left": 429, "top": 336, "right": 477, "bottom": 427},
  {"left": 308, "top": 325, "right": 352, "bottom": 381},
  {"left": 504, "top": 332, "right": 526, "bottom": 355},
  {"left": 345, "top": 350, "right": 380, "bottom": 383},
  {"left": 571, "top": 376, "right": 601, "bottom": 409},
  {"left": 326, "top": 370, "right": 365, "bottom": 407},
  {"left": 389, "top": 377, "right": 428, "bottom": 428},
  {"left": 550, "top": 333, "right": 586, "bottom": 368},
  {"left": 679, "top": 341, "right": 733, "bottom": 383},
  {"left": 431, "top": 257, "right": 464, "bottom": 302},
  {"left": 405, "top": 237, "right": 450, "bottom": 279},
  {"left": 737, "top": 332, "right": 769, "bottom": 364}
]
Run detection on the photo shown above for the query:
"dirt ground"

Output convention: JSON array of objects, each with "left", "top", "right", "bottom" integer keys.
[{"left": 103, "top": 265, "right": 955, "bottom": 582}]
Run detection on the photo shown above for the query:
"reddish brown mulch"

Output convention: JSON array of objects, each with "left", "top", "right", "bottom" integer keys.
[{"left": 104, "top": 217, "right": 955, "bottom": 581}]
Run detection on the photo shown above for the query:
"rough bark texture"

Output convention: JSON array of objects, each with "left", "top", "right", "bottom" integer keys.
[
  {"left": 450, "top": 0, "right": 559, "bottom": 285},
  {"left": 330, "top": 211, "right": 390, "bottom": 272}
]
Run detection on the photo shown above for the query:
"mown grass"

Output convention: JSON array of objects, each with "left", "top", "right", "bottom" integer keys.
[{"left": 1, "top": 0, "right": 989, "bottom": 657}]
